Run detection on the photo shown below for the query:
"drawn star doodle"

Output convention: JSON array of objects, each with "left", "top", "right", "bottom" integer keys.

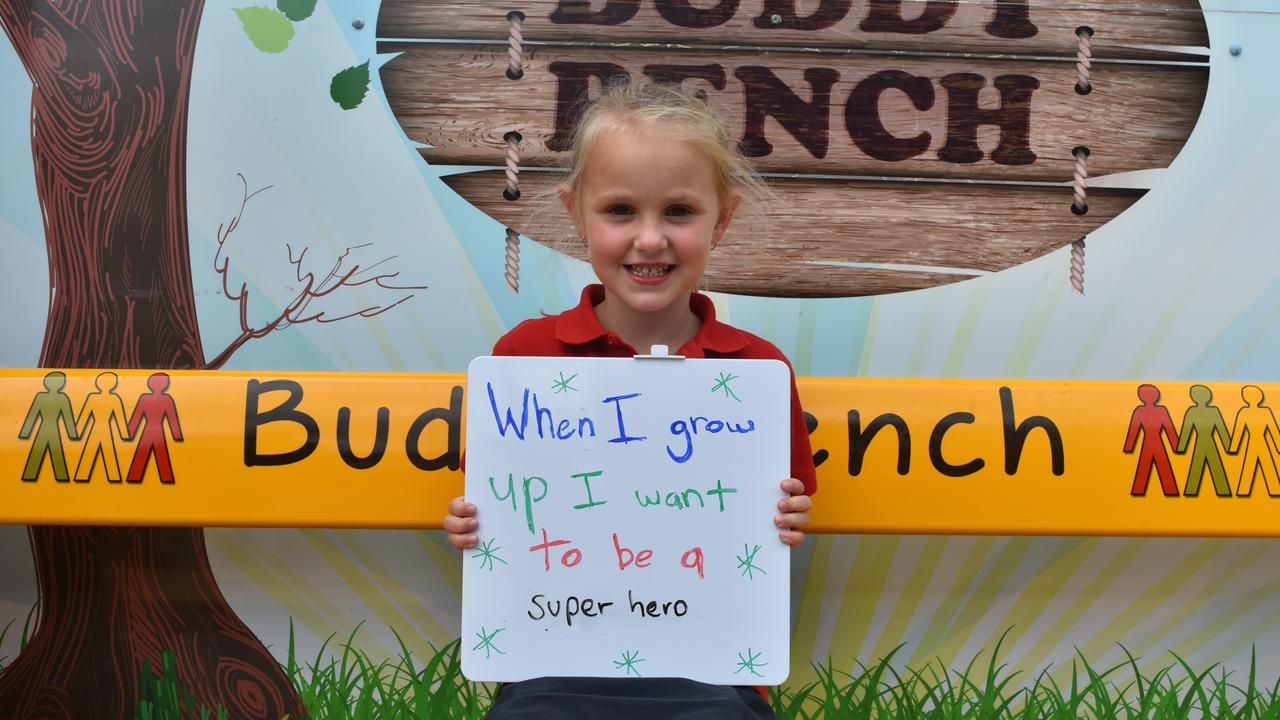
[
  {"left": 711, "top": 372, "right": 741, "bottom": 402},
  {"left": 735, "top": 648, "right": 767, "bottom": 678},
  {"left": 473, "top": 626, "right": 506, "bottom": 659},
  {"left": 552, "top": 371, "right": 579, "bottom": 394},
  {"left": 736, "top": 543, "right": 767, "bottom": 579},
  {"left": 613, "top": 649, "right": 645, "bottom": 677},
  {"left": 472, "top": 538, "right": 508, "bottom": 572}
]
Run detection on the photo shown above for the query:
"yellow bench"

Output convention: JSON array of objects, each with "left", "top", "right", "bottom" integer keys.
[{"left": 3, "top": 369, "right": 1269, "bottom": 537}]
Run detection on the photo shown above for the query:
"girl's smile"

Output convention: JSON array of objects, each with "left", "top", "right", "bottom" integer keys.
[
  {"left": 563, "top": 126, "right": 738, "bottom": 349},
  {"left": 625, "top": 263, "right": 675, "bottom": 282}
]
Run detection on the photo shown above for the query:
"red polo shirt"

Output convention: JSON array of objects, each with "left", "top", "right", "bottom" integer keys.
[{"left": 494, "top": 284, "right": 817, "bottom": 496}]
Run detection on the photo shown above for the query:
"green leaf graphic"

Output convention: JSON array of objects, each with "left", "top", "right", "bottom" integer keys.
[
  {"left": 330, "top": 61, "right": 371, "bottom": 110},
  {"left": 277, "top": 0, "right": 317, "bottom": 22},
  {"left": 233, "top": 6, "right": 295, "bottom": 53}
]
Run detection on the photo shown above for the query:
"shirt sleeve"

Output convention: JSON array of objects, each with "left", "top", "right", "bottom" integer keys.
[
  {"left": 788, "top": 371, "right": 818, "bottom": 496},
  {"left": 492, "top": 331, "right": 518, "bottom": 356}
]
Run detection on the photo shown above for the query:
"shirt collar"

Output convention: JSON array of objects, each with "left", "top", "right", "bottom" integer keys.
[{"left": 555, "top": 284, "right": 749, "bottom": 355}]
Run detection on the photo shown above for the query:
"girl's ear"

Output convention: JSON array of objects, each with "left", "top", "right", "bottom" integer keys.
[
  {"left": 713, "top": 191, "right": 742, "bottom": 247},
  {"left": 560, "top": 187, "right": 585, "bottom": 240}
]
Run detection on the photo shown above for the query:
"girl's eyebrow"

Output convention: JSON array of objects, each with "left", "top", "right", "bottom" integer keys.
[
  {"left": 593, "top": 191, "right": 632, "bottom": 203},
  {"left": 597, "top": 188, "right": 704, "bottom": 203}
]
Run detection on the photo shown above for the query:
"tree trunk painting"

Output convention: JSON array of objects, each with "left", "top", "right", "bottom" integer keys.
[{"left": 0, "top": 1, "right": 304, "bottom": 717}]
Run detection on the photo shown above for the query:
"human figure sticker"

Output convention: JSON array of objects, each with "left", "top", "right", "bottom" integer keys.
[
  {"left": 19, "top": 371, "right": 183, "bottom": 484},
  {"left": 462, "top": 356, "right": 791, "bottom": 684},
  {"left": 1124, "top": 383, "right": 1280, "bottom": 498}
]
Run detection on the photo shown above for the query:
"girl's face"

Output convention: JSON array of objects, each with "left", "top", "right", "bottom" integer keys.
[{"left": 563, "top": 127, "right": 738, "bottom": 325}]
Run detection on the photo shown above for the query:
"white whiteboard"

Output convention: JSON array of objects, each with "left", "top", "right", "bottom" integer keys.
[{"left": 462, "top": 355, "right": 791, "bottom": 684}]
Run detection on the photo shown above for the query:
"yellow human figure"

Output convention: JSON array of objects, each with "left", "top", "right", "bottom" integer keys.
[
  {"left": 73, "top": 371, "right": 131, "bottom": 482},
  {"left": 1227, "top": 385, "right": 1280, "bottom": 497}
]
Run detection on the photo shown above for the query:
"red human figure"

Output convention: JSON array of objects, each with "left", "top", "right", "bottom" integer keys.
[
  {"left": 125, "top": 372, "right": 184, "bottom": 483},
  {"left": 1123, "top": 384, "right": 1180, "bottom": 496}
]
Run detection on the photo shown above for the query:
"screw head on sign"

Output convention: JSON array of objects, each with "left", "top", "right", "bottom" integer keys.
[
  {"left": 1230, "top": 44, "right": 1243, "bottom": 56},
  {"left": 352, "top": 17, "right": 365, "bottom": 30}
]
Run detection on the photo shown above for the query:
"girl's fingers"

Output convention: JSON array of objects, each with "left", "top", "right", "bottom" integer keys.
[
  {"left": 442, "top": 514, "right": 478, "bottom": 534},
  {"left": 444, "top": 496, "right": 480, "bottom": 554},
  {"left": 776, "top": 479, "right": 812, "bottom": 541},
  {"left": 778, "top": 529, "right": 806, "bottom": 546},
  {"left": 447, "top": 533, "right": 479, "bottom": 551},
  {"left": 775, "top": 511, "right": 811, "bottom": 530},
  {"left": 778, "top": 494, "right": 812, "bottom": 513},
  {"left": 448, "top": 496, "right": 477, "bottom": 517}
]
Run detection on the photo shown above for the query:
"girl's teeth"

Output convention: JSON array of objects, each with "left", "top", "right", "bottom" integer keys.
[{"left": 630, "top": 265, "right": 670, "bottom": 277}]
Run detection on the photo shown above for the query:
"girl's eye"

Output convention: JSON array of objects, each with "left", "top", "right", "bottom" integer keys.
[
  {"left": 605, "top": 205, "right": 633, "bottom": 216},
  {"left": 667, "top": 205, "right": 694, "bottom": 217}
]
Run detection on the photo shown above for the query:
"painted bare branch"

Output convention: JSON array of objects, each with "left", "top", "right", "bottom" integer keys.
[{"left": 205, "top": 173, "right": 428, "bottom": 369}]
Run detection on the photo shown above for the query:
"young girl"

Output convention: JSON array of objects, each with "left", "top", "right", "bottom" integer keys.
[{"left": 444, "top": 82, "right": 816, "bottom": 719}]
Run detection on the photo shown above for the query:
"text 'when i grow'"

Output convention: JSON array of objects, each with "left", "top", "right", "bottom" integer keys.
[{"left": 486, "top": 383, "right": 757, "bottom": 464}]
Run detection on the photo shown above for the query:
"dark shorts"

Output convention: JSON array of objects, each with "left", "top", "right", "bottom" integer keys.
[{"left": 485, "top": 677, "right": 776, "bottom": 720}]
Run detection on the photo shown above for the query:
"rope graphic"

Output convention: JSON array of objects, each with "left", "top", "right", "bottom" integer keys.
[
  {"left": 1069, "top": 27, "right": 1094, "bottom": 295},
  {"left": 506, "top": 11, "right": 525, "bottom": 81},
  {"left": 501, "top": 11, "right": 526, "bottom": 293},
  {"left": 1070, "top": 146, "right": 1090, "bottom": 295},
  {"left": 1070, "top": 238, "right": 1086, "bottom": 295},
  {"left": 1075, "top": 26, "right": 1093, "bottom": 95},
  {"left": 1072, "top": 146, "right": 1090, "bottom": 216},
  {"left": 502, "top": 130, "right": 523, "bottom": 294},
  {"left": 505, "top": 227, "right": 521, "bottom": 294},
  {"left": 504, "top": 131, "right": 522, "bottom": 203}
]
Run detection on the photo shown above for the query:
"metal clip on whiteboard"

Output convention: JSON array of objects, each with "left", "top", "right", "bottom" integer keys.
[{"left": 635, "top": 344, "right": 685, "bottom": 360}]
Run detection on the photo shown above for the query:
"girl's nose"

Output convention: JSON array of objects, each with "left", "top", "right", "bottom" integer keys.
[{"left": 633, "top": 217, "right": 667, "bottom": 251}]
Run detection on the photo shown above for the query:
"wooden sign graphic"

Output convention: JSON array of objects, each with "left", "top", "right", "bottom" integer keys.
[
  {"left": 380, "top": 0, "right": 1209, "bottom": 61},
  {"left": 383, "top": 45, "right": 1205, "bottom": 182},
  {"left": 461, "top": 356, "right": 790, "bottom": 683},
  {"left": 375, "top": 0, "right": 1208, "bottom": 298}
]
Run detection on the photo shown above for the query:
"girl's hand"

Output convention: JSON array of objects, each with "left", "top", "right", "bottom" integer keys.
[
  {"left": 443, "top": 496, "right": 479, "bottom": 553},
  {"left": 776, "top": 478, "right": 812, "bottom": 546}
]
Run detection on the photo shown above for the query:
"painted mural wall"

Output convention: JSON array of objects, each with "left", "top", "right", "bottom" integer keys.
[{"left": 2, "top": 0, "right": 1280, "bottom": 716}]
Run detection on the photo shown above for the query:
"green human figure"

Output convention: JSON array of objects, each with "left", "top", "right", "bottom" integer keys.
[
  {"left": 18, "top": 371, "right": 80, "bottom": 482},
  {"left": 1174, "top": 384, "right": 1233, "bottom": 496},
  {"left": 1227, "top": 385, "right": 1280, "bottom": 497},
  {"left": 73, "top": 371, "right": 132, "bottom": 482}
]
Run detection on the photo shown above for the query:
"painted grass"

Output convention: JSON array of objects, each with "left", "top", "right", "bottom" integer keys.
[
  {"left": 136, "top": 652, "right": 228, "bottom": 720},
  {"left": 769, "top": 634, "right": 1280, "bottom": 720},
  {"left": 0, "top": 608, "right": 34, "bottom": 672},
  {"left": 6, "top": 620, "right": 1280, "bottom": 718},
  {"left": 285, "top": 622, "right": 495, "bottom": 719}
]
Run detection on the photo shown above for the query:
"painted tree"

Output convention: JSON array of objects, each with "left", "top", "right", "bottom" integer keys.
[{"left": 0, "top": 1, "right": 396, "bottom": 716}]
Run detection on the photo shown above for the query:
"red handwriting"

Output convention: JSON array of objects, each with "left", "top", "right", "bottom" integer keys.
[
  {"left": 681, "top": 547, "right": 705, "bottom": 580},
  {"left": 528, "top": 530, "right": 706, "bottom": 578},
  {"left": 529, "top": 528, "right": 583, "bottom": 571},
  {"left": 612, "top": 533, "right": 653, "bottom": 570}
]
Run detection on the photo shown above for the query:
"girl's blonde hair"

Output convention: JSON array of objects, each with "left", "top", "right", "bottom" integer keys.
[{"left": 560, "top": 81, "right": 770, "bottom": 213}]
